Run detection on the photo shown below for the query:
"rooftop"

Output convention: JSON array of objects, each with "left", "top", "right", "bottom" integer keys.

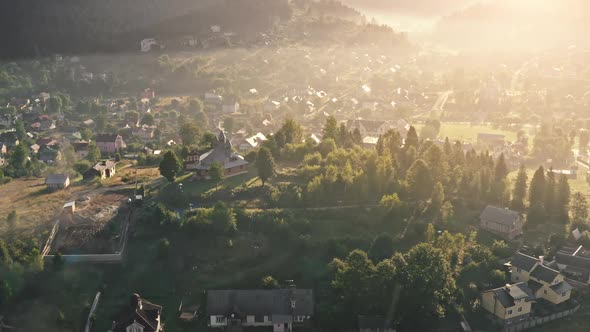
[
  {"left": 511, "top": 252, "right": 539, "bottom": 272},
  {"left": 530, "top": 264, "right": 560, "bottom": 284},
  {"left": 45, "top": 173, "right": 69, "bottom": 185},
  {"left": 207, "top": 289, "right": 313, "bottom": 317},
  {"left": 480, "top": 205, "right": 520, "bottom": 226}
]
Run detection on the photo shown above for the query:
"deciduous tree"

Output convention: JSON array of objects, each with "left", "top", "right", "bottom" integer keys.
[
  {"left": 397, "top": 243, "right": 456, "bottom": 325},
  {"left": 87, "top": 142, "right": 101, "bottom": 163},
  {"left": 368, "top": 233, "right": 394, "bottom": 263},
  {"left": 159, "top": 150, "right": 182, "bottom": 182},
  {"left": 209, "top": 161, "right": 225, "bottom": 190},
  {"left": 179, "top": 120, "right": 200, "bottom": 147},
  {"left": 323, "top": 116, "right": 338, "bottom": 141},
  {"left": 405, "top": 159, "right": 433, "bottom": 201},
  {"left": 256, "top": 147, "right": 276, "bottom": 186},
  {"left": 571, "top": 192, "right": 589, "bottom": 227}
]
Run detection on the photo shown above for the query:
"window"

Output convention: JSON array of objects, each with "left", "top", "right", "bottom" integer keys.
[
  {"left": 216, "top": 316, "right": 225, "bottom": 323},
  {"left": 255, "top": 315, "right": 264, "bottom": 323},
  {"left": 127, "top": 324, "right": 144, "bottom": 332},
  {"left": 507, "top": 310, "right": 513, "bottom": 315},
  {"left": 518, "top": 307, "right": 522, "bottom": 312}
]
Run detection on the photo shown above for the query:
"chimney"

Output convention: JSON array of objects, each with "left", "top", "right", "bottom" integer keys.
[{"left": 539, "top": 256, "right": 544, "bottom": 264}]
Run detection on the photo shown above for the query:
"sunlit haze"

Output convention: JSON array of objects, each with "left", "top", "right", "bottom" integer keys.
[{"left": 0, "top": 0, "right": 589, "bottom": 331}]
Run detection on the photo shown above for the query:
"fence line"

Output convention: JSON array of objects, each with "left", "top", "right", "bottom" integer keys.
[
  {"left": 502, "top": 305, "right": 581, "bottom": 332},
  {"left": 84, "top": 292, "right": 101, "bottom": 332},
  {"left": 42, "top": 207, "right": 133, "bottom": 263},
  {"left": 41, "top": 219, "right": 60, "bottom": 256}
]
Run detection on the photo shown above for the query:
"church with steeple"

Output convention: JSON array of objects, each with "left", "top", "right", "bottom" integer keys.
[{"left": 185, "top": 130, "right": 249, "bottom": 179}]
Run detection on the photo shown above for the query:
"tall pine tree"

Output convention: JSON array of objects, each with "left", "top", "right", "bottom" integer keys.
[
  {"left": 556, "top": 174, "right": 570, "bottom": 224},
  {"left": 510, "top": 164, "right": 528, "bottom": 212},
  {"left": 545, "top": 168, "right": 557, "bottom": 219},
  {"left": 528, "top": 166, "right": 546, "bottom": 207},
  {"left": 404, "top": 126, "right": 419, "bottom": 151},
  {"left": 494, "top": 154, "right": 509, "bottom": 182}
]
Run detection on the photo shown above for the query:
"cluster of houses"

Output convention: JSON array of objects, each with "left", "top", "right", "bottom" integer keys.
[
  {"left": 477, "top": 204, "right": 590, "bottom": 330},
  {"left": 481, "top": 252, "right": 575, "bottom": 328},
  {"left": 110, "top": 289, "right": 314, "bottom": 332}
]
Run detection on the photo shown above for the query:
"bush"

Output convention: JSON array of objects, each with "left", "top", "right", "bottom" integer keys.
[
  {"left": 158, "top": 238, "right": 170, "bottom": 258},
  {"left": 74, "top": 160, "right": 92, "bottom": 175},
  {"left": 491, "top": 240, "right": 512, "bottom": 258},
  {"left": 245, "top": 150, "right": 258, "bottom": 162}
]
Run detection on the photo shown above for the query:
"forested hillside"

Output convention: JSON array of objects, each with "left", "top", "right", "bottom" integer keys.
[
  {"left": 340, "top": 0, "right": 474, "bottom": 16},
  {"left": 0, "top": 0, "right": 291, "bottom": 59}
]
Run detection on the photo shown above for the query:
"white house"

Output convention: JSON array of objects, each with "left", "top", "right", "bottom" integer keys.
[
  {"left": 238, "top": 133, "right": 267, "bottom": 151},
  {"left": 207, "top": 289, "right": 313, "bottom": 332}
]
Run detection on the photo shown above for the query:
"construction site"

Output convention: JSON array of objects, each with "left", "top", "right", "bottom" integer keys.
[{"left": 46, "top": 192, "right": 129, "bottom": 256}]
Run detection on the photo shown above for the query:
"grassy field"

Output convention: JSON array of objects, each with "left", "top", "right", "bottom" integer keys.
[
  {"left": 0, "top": 178, "right": 79, "bottom": 237},
  {"left": 415, "top": 122, "right": 519, "bottom": 142}
]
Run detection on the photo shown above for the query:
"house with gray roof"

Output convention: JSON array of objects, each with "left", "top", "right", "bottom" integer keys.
[
  {"left": 554, "top": 246, "right": 590, "bottom": 283},
  {"left": 509, "top": 252, "right": 573, "bottom": 305},
  {"left": 206, "top": 289, "right": 313, "bottom": 332},
  {"left": 511, "top": 252, "right": 540, "bottom": 282},
  {"left": 481, "top": 282, "right": 534, "bottom": 326},
  {"left": 185, "top": 130, "right": 248, "bottom": 180},
  {"left": 45, "top": 174, "right": 70, "bottom": 191},
  {"left": 479, "top": 205, "right": 522, "bottom": 240}
]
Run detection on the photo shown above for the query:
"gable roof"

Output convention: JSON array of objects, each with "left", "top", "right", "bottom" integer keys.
[
  {"left": 95, "top": 134, "right": 120, "bottom": 142},
  {"left": 112, "top": 294, "right": 162, "bottom": 332},
  {"left": 72, "top": 141, "right": 89, "bottom": 152},
  {"left": 480, "top": 206, "right": 520, "bottom": 226},
  {"left": 511, "top": 252, "right": 539, "bottom": 272},
  {"left": 93, "top": 160, "right": 116, "bottom": 171},
  {"left": 555, "top": 250, "right": 590, "bottom": 270},
  {"left": 550, "top": 281, "right": 573, "bottom": 294},
  {"left": 207, "top": 289, "right": 313, "bottom": 317},
  {"left": 530, "top": 264, "right": 560, "bottom": 284},
  {"left": 45, "top": 173, "right": 69, "bottom": 185},
  {"left": 527, "top": 280, "right": 544, "bottom": 294},
  {"left": 347, "top": 119, "right": 391, "bottom": 133},
  {"left": 485, "top": 282, "right": 533, "bottom": 308}
]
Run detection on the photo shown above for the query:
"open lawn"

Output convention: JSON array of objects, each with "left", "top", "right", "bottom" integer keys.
[
  {"left": 0, "top": 178, "right": 79, "bottom": 238},
  {"left": 415, "top": 122, "right": 519, "bottom": 142}
]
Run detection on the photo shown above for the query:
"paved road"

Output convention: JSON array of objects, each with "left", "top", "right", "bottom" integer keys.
[{"left": 431, "top": 90, "right": 452, "bottom": 112}]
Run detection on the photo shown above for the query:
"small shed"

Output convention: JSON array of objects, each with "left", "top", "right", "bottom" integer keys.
[
  {"left": 63, "top": 201, "right": 76, "bottom": 214},
  {"left": 45, "top": 174, "right": 70, "bottom": 191}
]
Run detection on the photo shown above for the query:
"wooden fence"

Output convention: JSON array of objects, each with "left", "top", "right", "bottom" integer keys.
[{"left": 502, "top": 304, "right": 581, "bottom": 332}]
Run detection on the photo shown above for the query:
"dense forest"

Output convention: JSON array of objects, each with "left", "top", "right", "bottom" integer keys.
[{"left": 0, "top": 0, "right": 291, "bottom": 59}]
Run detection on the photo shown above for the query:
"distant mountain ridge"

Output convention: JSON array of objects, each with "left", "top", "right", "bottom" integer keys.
[
  {"left": 340, "top": 0, "right": 475, "bottom": 17},
  {"left": 0, "top": 0, "right": 291, "bottom": 59},
  {"left": 433, "top": 0, "right": 586, "bottom": 50}
]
